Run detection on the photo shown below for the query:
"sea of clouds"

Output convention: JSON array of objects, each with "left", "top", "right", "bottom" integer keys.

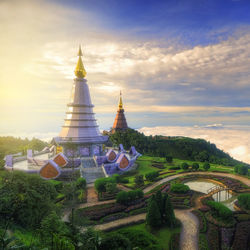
[{"left": 139, "top": 124, "right": 250, "bottom": 164}]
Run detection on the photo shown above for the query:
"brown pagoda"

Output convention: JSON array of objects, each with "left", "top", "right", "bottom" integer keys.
[{"left": 112, "top": 91, "right": 128, "bottom": 133}]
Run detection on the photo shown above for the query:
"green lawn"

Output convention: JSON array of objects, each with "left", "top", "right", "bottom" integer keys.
[
  {"left": 123, "top": 155, "right": 247, "bottom": 188},
  {"left": 116, "top": 222, "right": 180, "bottom": 250}
]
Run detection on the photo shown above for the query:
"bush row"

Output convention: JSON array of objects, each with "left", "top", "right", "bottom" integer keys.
[{"left": 116, "top": 190, "right": 144, "bottom": 205}]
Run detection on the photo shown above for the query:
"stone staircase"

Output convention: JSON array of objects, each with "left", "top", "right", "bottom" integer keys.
[{"left": 81, "top": 157, "right": 105, "bottom": 183}]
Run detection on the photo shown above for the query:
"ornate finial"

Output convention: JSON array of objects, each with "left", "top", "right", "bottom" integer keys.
[
  {"left": 75, "top": 45, "right": 86, "bottom": 78},
  {"left": 118, "top": 90, "right": 123, "bottom": 110}
]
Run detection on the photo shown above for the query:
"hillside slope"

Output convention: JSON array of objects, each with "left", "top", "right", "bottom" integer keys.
[{"left": 109, "top": 129, "right": 245, "bottom": 166}]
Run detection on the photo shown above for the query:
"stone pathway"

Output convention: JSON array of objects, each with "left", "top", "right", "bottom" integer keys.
[
  {"left": 175, "top": 209, "right": 199, "bottom": 250},
  {"left": 143, "top": 171, "right": 250, "bottom": 193},
  {"left": 94, "top": 213, "right": 146, "bottom": 231}
]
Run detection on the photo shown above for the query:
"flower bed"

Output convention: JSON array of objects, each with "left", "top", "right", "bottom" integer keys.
[
  {"left": 221, "top": 227, "right": 234, "bottom": 250},
  {"left": 232, "top": 221, "right": 250, "bottom": 250},
  {"left": 129, "top": 207, "right": 147, "bottom": 216},
  {"left": 207, "top": 223, "right": 220, "bottom": 250},
  {"left": 124, "top": 201, "right": 146, "bottom": 213},
  {"left": 205, "top": 212, "right": 236, "bottom": 228},
  {"left": 78, "top": 203, "right": 126, "bottom": 220}
]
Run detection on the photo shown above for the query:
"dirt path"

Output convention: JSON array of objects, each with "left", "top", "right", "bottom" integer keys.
[
  {"left": 175, "top": 209, "right": 199, "bottom": 250},
  {"left": 94, "top": 213, "right": 146, "bottom": 231}
]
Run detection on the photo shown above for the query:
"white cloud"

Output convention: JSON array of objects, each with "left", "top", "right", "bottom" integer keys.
[{"left": 139, "top": 125, "right": 250, "bottom": 164}]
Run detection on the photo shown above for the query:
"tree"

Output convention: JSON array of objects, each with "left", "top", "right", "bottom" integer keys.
[
  {"left": 0, "top": 171, "right": 57, "bottom": 228},
  {"left": 146, "top": 195, "right": 162, "bottom": 228},
  {"left": 40, "top": 211, "right": 68, "bottom": 247},
  {"left": 155, "top": 191, "right": 164, "bottom": 218},
  {"left": 181, "top": 162, "right": 189, "bottom": 170},
  {"left": 99, "top": 233, "right": 131, "bottom": 250},
  {"left": 164, "top": 194, "right": 176, "bottom": 227},
  {"left": 134, "top": 175, "right": 144, "bottom": 187},
  {"left": 237, "top": 165, "right": 248, "bottom": 175},
  {"left": 203, "top": 162, "right": 210, "bottom": 171},
  {"left": 192, "top": 162, "right": 199, "bottom": 171}
]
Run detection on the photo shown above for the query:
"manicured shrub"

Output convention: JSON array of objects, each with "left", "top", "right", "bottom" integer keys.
[
  {"left": 118, "top": 228, "right": 160, "bottom": 250},
  {"left": 76, "top": 177, "right": 86, "bottom": 190},
  {"left": 134, "top": 174, "right": 144, "bottom": 186},
  {"left": 99, "top": 233, "right": 131, "bottom": 250},
  {"left": 192, "top": 162, "right": 199, "bottom": 171},
  {"left": 145, "top": 171, "right": 159, "bottom": 182},
  {"left": 170, "top": 183, "right": 190, "bottom": 194},
  {"left": 206, "top": 201, "right": 233, "bottom": 221},
  {"left": 237, "top": 193, "right": 250, "bottom": 210},
  {"left": 116, "top": 189, "right": 144, "bottom": 205},
  {"left": 105, "top": 182, "right": 117, "bottom": 194},
  {"left": 181, "top": 162, "right": 189, "bottom": 170},
  {"left": 165, "top": 156, "right": 173, "bottom": 163},
  {"left": 203, "top": 162, "right": 210, "bottom": 171},
  {"left": 94, "top": 177, "right": 115, "bottom": 195},
  {"left": 168, "top": 166, "right": 180, "bottom": 170}
]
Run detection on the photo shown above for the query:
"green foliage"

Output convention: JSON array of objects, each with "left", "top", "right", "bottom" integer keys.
[
  {"left": 39, "top": 211, "right": 68, "bottom": 246},
  {"left": 109, "top": 129, "right": 241, "bottom": 166},
  {"left": 199, "top": 233, "right": 209, "bottom": 250},
  {"left": 105, "top": 182, "right": 117, "bottom": 194},
  {"left": 181, "top": 162, "right": 189, "bottom": 170},
  {"left": 118, "top": 228, "right": 160, "bottom": 250},
  {"left": 146, "top": 192, "right": 176, "bottom": 229},
  {"left": 234, "top": 165, "right": 249, "bottom": 175},
  {"left": 146, "top": 195, "right": 162, "bottom": 228},
  {"left": 165, "top": 156, "right": 173, "bottom": 163},
  {"left": 170, "top": 183, "right": 190, "bottom": 193},
  {"left": 145, "top": 171, "right": 159, "bottom": 182},
  {"left": 206, "top": 201, "right": 233, "bottom": 221},
  {"left": 0, "top": 171, "right": 57, "bottom": 228},
  {"left": 80, "top": 228, "right": 102, "bottom": 250},
  {"left": 192, "top": 162, "right": 199, "bottom": 171},
  {"left": 168, "top": 166, "right": 181, "bottom": 170},
  {"left": 164, "top": 194, "right": 176, "bottom": 227},
  {"left": 116, "top": 189, "right": 144, "bottom": 205},
  {"left": 237, "top": 193, "right": 250, "bottom": 210},
  {"left": 75, "top": 177, "right": 86, "bottom": 190},
  {"left": 134, "top": 174, "right": 144, "bottom": 186},
  {"left": 99, "top": 232, "right": 131, "bottom": 250},
  {"left": 94, "top": 177, "right": 115, "bottom": 195},
  {"left": 203, "top": 162, "right": 210, "bottom": 171}
]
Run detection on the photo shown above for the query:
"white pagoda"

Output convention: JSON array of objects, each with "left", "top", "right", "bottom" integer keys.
[{"left": 56, "top": 46, "right": 108, "bottom": 157}]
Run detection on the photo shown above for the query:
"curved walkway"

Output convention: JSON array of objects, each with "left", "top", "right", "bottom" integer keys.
[
  {"left": 175, "top": 209, "right": 199, "bottom": 250},
  {"left": 64, "top": 172, "right": 249, "bottom": 249},
  {"left": 143, "top": 171, "right": 250, "bottom": 193}
]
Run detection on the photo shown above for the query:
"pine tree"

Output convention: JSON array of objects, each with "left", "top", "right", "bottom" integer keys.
[
  {"left": 155, "top": 190, "right": 164, "bottom": 221},
  {"left": 164, "top": 194, "right": 176, "bottom": 227},
  {"left": 146, "top": 195, "right": 162, "bottom": 228}
]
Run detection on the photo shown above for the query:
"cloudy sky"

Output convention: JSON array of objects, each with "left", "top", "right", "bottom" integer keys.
[{"left": 1, "top": 0, "right": 250, "bottom": 162}]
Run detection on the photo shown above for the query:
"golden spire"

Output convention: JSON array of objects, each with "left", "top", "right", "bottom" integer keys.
[
  {"left": 74, "top": 45, "right": 87, "bottom": 78},
  {"left": 118, "top": 90, "right": 123, "bottom": 110}
]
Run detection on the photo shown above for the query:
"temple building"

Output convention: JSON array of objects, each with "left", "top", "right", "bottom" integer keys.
[
  {"left": 55, "top": 46, "right": 108, "bottom": 157},
  {"left": 112, "top": 91, "right": 128, "bottom": 133}
]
